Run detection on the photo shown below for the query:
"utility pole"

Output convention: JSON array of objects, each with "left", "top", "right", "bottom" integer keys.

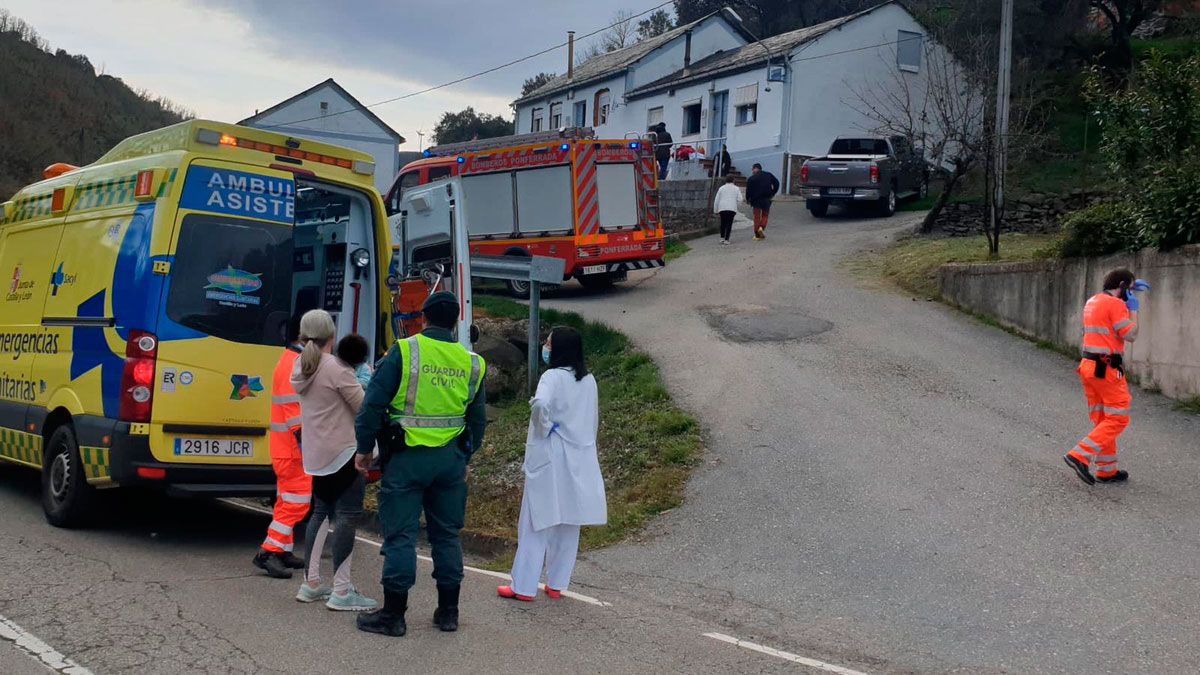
[{"left": 990, "top": 0, "right": 1014, "bottom": 255}]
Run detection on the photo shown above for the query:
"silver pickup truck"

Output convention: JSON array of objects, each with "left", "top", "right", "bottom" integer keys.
[{"left": 799, "top": 136, "right": 928, "bottom": 217}]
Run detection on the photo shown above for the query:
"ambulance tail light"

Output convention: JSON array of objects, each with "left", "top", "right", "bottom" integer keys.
[
  {"left": 119, "top": 331, "right": 158, "bottom": 423},
  {"left": 869, "top": 164, "right": 880, "bottom": 184}
]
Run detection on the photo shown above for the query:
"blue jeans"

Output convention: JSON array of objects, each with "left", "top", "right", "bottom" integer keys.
[{"left": 657, "top": 157, "right": 669, "bottom": 180}]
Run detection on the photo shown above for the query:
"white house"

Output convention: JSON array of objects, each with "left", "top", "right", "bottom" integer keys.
[
  {"left": 240, "top": 79, "right": 405, "bottom": 194},
  {"left": 513, "top": 1, "right": 958, "bottom": 193}
]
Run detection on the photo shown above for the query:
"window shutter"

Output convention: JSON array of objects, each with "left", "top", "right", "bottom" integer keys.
[{"left": 734, "top": 83, "right": 758, "bottom": 107}]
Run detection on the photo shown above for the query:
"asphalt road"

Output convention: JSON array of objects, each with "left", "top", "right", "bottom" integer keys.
[
  {"left": 547, "top": 202, "right": 1200, "bottom": 674},
  {"left": 3, "top": 202, "right": 1198, "bottom": 674}
]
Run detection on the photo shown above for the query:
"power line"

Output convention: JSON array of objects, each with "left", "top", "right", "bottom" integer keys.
[
  {"left": 252, "top": 0, "right": 674, "bottom": 130},
  {"left": 789, "top": 33, "right": 925, "bottom": 64}
]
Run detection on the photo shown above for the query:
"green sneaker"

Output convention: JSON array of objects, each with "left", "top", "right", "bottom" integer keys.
[
  {"left": 296, "top": 583, "right": 332, "bottom": 603},
  {"left": 326, "top": 588, "right": 379, "bottom": 612}
]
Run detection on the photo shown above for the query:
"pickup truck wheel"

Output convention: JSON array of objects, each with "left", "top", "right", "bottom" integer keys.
[
  {"left": 807, "top": 201, "right": 829, "bottom": 218},
  {"left": 878, "top": 190, "right": 897, "bottom": 217},
  {"left": 41, "top": 425, "right": 95, "bottom": 528}
]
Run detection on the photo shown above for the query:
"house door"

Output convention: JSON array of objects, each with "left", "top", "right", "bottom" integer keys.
[{"left": 709, "top": 91, "right": 728, "bottom": 156}]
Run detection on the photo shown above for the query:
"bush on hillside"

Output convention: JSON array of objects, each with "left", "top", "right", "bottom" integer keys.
[
  {"left": 1137, "top": 157, "right": 1200, "bottom": 250},
  {"left": 1059, "top": 203, "right": 1142, "bottom": 258}
]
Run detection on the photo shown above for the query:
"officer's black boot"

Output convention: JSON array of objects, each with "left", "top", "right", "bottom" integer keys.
[
  {"left": 356, "top": 591, "right": 408, "bottom": 637},
  {"left": 280, "top": 552, "right": 306, "bottom": 569},
  {"left": 433, "top": 585, "right": 460, "bottom": 632}
]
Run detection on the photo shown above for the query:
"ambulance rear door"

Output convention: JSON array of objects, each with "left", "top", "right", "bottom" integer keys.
[{"left": 148, "top": 160, "right": 296, "bottom": 466}]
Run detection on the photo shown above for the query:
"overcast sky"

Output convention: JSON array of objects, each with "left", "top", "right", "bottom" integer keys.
[{"left": 4, "top": 0, "right": 665, "bottom": 149}]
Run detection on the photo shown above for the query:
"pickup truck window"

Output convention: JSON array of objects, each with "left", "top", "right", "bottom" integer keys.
[{"left": 830, "top": 138, "right": 890, "bottom": 155}]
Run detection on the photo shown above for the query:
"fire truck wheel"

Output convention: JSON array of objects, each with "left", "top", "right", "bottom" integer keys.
[
  {"left": 41, "top": 424, "right": 96, "bottom": 528},
  {"left": 504, "top": 250, "right": 533, "bottom": 299}
]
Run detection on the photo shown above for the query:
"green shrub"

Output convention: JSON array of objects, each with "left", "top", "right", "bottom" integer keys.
[
  {"left": 1059, "top": 203, "right": 1141, "bottom": 257},
  {"left": 1137, "top": 158, "right": 1200, "bottom": 250}
]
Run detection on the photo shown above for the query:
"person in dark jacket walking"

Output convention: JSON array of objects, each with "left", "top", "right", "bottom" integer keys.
[
  {"left": 745, "top": 164, "right": 780, "bottom": 240},
  {"left": 653, "top": 122, "right": 673, "bottom": 180}
]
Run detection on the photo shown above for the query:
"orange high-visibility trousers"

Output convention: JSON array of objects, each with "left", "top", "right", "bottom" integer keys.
[
  {"left": 1067, "top": 358, "right": 1131, "bottom": 479},
  {"left": 753, "top": 207, "right": 769, "bottom": 235},
  {"left": 262, "top": 456, "right": 311, "bottom": 553}
]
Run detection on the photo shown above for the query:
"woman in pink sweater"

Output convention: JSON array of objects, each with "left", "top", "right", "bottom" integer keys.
[{"left": 290, "top": 310, "right": 376, "bottom": 611}]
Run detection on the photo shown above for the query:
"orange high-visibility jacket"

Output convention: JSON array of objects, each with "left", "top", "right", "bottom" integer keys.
[
  {"left": 270, "top": 346, "right": 303, "bottom": 459},
  {"left": 1081, "top": 293, "right": 1136, "bottom": 357}
]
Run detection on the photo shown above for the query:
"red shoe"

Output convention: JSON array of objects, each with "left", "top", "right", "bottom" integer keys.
[
  {"left": 543, "top": 585, "right": 562, "bottom": 599},
  {"left": 497, "top": 585, "right": 534, "bottom": 602}
]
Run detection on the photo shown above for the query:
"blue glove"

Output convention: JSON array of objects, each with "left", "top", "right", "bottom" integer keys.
[
  {"left": 1125, "top": 289, "right": 1141, "bottom": 312},
  {"left": 1132, "top": 278, "right": 1152, "bottom": 292}
]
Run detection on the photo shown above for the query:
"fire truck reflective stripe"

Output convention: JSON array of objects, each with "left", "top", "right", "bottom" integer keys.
[{"left": 575, "top": 144, "right": 600, "bottom": 236}]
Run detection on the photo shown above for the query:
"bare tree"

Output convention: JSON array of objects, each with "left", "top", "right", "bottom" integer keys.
[
  {"left": 599, "top": 10, "right": 637, "bottom": 53},
  {"left": 849, "top": 37, "right": 1046, "bottom": 252}
]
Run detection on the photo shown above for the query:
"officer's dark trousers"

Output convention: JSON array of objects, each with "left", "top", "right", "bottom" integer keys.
[{"left": 378, "top": 444, "right": 468, "bottom": 593}]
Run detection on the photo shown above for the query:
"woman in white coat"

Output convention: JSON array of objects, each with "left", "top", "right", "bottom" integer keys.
[{"left": 498, "top": 327, "right": 607, "bottom": 601}]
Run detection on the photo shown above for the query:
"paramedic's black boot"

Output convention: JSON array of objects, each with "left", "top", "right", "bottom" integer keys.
[
  {"left": 357, "top": 591, "right": 407, "bottom": 637},
  {"left": 434, "top": 585, "right": 460, "bottom": 632},
  {"left": 280, "top": 552, "right": 306, "bottom": 569},
  {"left": 253, "top": 551, "right": 293, "bottom": 579},
  {"left": 1063, "top": 454, "right": 1095, "bottom": 485},
  {"left": 1097, "top": 470, "right": 1129, "bottom": 483}
]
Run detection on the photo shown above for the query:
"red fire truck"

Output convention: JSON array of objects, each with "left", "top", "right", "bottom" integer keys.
[{"left": 384, "top": 128, "right": 665, "bottom": 297}]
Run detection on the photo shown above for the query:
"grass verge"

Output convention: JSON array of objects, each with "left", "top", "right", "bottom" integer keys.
[
  {"left": 664, "top": 238, "right": 691, "bottom": 262},
  {"left": 364, "top": 295, "right": 703, "bottom": 556},
  {"left": 1173, "top": 396, "right": 1200, "bottom": 416},
  {"left": 844, "top": 233, "right": 1064, "bottom": 298}
]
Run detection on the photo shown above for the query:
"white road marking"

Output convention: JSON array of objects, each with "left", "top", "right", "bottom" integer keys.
[
  {"left": 703, "top": 632, "right": 870, "bottom": 675},
  {"left": 225, "top": 499, "right": 612, "bottom": 607},
  {"left": 0, "top": 615, "right": 93, "bottom": 675}
]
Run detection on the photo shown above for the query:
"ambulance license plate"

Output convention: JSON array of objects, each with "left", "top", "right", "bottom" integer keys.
[
  {"left": 174, "top": 438, "right": 253, "bottom": 457},
  {"left": 582, "top": 265, "right": 607, "bottom": 275}
]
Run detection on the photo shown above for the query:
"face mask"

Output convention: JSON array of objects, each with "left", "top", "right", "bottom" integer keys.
[{"left": 541, "top": 346, "right": 551, "bottom": 365}]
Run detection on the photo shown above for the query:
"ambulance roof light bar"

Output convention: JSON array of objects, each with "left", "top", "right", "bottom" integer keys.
[{"left": 195, "top": 127, "right": 361, "bottom": 171}]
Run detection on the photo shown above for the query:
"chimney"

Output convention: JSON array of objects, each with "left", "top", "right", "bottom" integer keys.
[
  {"left": 567, "top": 31, "right": 575, "bottom": 80},
  {"left": 684, "top": 30, "right": 693, "bottom": 69}
]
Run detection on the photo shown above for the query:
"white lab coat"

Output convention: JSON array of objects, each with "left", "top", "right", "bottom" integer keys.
[
  {"left": 522, "top": 368, "right": 607, "bottom": 530},
  {"left": 713, "top": 182, "right": 743, "bottom": 213}
]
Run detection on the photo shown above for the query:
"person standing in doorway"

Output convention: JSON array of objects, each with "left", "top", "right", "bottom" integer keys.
[
  {"left": 253, "top": 314, "right": 310, "bottom": 579},
  {"left": 745, "top": 163, "right": 780, "bottom": 240},
  {"left": 653, "top": 122, "right": 673, "bottom": 180},
  {"left": 291, "top": 310, "right": 377, "bottom": 612},
  {"left": 498, "top": 327, "right": 606, "bottom": 602},
  {"left": 713, "top": 175, "right": 742, "bottom": 245},
  {"left": 354, "top": 292, "right": 487, "bottom": 638},
  {"left": 1063, "top": 269, "right": 1151, "bottom": 485}
]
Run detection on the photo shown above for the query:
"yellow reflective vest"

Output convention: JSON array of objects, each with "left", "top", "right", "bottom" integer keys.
[{"left": 389, "top": 334, "right": 486, "bottom": 448}]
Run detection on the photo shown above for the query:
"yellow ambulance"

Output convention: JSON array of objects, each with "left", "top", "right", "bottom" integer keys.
[{"left": 0, "top": 120, "right": 393, "bottom": 526}]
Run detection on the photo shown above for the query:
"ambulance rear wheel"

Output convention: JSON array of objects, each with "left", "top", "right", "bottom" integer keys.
[{"left": 41, "top": 425, "right": 95, "bottom": 528}]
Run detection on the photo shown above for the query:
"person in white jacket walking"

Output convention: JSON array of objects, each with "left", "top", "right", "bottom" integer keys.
[
  {"left": 498, "top": 327, "right": 607, "bottom": 601},
  {"left": 713, "top": 175, "right": 742, "bottom": 244}
]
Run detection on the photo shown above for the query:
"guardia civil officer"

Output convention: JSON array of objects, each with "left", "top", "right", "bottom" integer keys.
[{"left": 354, "top": 291, "right": 487, "bottom": 637}]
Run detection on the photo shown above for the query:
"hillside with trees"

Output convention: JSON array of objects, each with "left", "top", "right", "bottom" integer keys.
[{"left": 0, "top": 10, "right": 189, "bottom": 200}]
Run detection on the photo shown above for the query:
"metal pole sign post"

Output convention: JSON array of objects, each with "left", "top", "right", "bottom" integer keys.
[{"left": 469, "top": 255, "right": 567, "bottom": 392}]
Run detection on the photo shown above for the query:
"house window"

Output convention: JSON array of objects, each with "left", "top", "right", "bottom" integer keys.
[
  {"left": 549, "top": 102, "right": 562, "bottom": 129},
  {"left": 531, "top": 107, "right": 544, "bottom": 132},
  {"left": 682, "top": 101, "right": 702, "bottom": 136},
  {"left": 647, "top": 106, "right": 664, "bottom": 128},
  {"left": 898, "top": 30, "right": 923, "bottom": 72},
  {"left": 733, "top": 83, "right": 758, "bottom": 126},
  {"left": 736, "top": 104, "right": 757, "bottom": 125},
  {"left": 594, "top": 89, "right": 611, "bottom": 126},
  {"left": 573, "top": 101, "right": 586, "bottom": 127}
]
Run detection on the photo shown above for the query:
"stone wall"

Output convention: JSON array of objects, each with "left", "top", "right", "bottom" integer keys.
[
  {"left": 938, "top": 245, "right": 1200, "bottom": 400},
  {"left": 933, "top": 190, "right": 1107, "bottom": 236},
  {"left": 660, "top": 179, "right": 716, "bottom": 237}
]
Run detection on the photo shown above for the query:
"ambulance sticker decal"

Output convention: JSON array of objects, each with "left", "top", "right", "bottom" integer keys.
[
  {"left": 205, "top": 266, "right": 263, "bottom": 307},
  {"left": 49, "top": 263, "right": 77, "bottom": 296},
  {"left": 229, "top": 375, "right": 264, "bottom": 400},
  {"left": 6, "top": 265, "right": 35, "bottom": 303}
]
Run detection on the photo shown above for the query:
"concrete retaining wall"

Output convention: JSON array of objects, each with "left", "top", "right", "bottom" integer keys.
[
  {"left": 660, "top": 179, "right": 715, "bottom": 237},
  {"left": 938, "top": 245, "right": 1200, "bottom": 399}
]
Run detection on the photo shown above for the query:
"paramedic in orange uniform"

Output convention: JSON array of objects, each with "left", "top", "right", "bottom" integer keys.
[
  {"left": 253, "top": 316, "right": 313, "bottom": 578},
  {"left": 1063, "top": 269, "right": 1151, "bottom": 485}
]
